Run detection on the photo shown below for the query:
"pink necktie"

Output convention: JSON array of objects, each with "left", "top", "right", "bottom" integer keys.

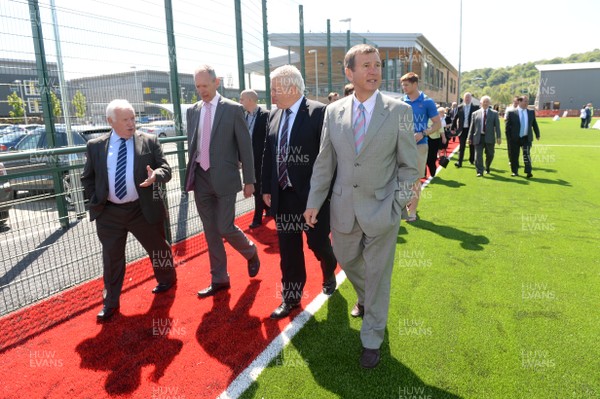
[{"left": 199, "top": 102, "right": 212, "bottom": 170}]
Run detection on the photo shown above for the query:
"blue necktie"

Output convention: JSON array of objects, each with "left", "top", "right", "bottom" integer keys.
[
  {"left": 278, "top": 109, "right": 292, "bottom": 189},
  {"left": 114, "top": 138, "right": 127, "bottom": 200},
  {"left": 519, "top": 109, "right": 526, "bottom": 137}
]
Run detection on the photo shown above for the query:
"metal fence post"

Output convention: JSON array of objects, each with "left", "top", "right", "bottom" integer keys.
[
  {"left": 28, "top": 0, "right": 69, "bottom": 229},
  {"left": 327, "top": 19, "right": 332, "bottom": 94},
  {"left": 299, "top": 5, "right": 306, "bottom": 82},
  {"left": 262, "top": 0, "right": 271, "bottom": 109},
  {"left": 234, "top": 0, "right": 245, "bottom": 91}
]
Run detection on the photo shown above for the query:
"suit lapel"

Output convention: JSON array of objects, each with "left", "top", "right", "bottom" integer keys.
[
  {"left": 211, "top": 98, "right": 225, "bottom": 140},
  {"left": 337, "top": 97, "right": 354, "bottom": 151},
  {"left": 271, "top": 109, "right": 283, "bottom": 150},
  {"left": 188, "top": 103, "right": 201, "bottom": 158},
  {"left": 100, "top": 134, "right": 111, "bottom": 185},
  {"left": 133, "top": 132, "right": 144, "bottom": 183},
  {"left": 290, "top": 97, "right": 308, "bottom": 146}
]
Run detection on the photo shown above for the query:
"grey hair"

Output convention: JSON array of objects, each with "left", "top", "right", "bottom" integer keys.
[
  {"left": 106, "top": 99, "right": 134, "bottom": 120},
  {"left": 271, "top": 65, "right": 305, "bottom": 94},
  {"left": 480, "top": 95, "right": 491, "bottom": 103},
  {"left": 194, "top": 64, "right": 217, "bottom": 80},
  {"left": 240, "top": 89, "right": 258, "bottom": 101}
]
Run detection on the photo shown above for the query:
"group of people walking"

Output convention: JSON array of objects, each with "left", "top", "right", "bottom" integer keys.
[{"left": 80, "top": 43, "right": 548, "bottom": 370}]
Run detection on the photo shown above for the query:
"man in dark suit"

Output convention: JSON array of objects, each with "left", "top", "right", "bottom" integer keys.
[
  {"left": 467, "top": 95, "right": 502, "bottom": 177},
  {"left": 451, "top": 92, "right": 479, "bottom": 167},
  {"left": 183, "top": 65, "right": 260, "bottom": 298},
  {"left": 505, "top": 95, "right": 540, "bottom": 178},
  {"left": 81, "top": 99, "right": 176, "bottom": 321},
  {"left": 262, "top": 65, "right": 337, "bottom": 319},
  {"left": 240, "top": 89, "right": 270, "bottom": 229}
]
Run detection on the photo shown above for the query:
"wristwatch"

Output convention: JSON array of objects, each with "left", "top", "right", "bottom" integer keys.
[{"left": 422, "top": 131, "right": 428, "bottom": 137}]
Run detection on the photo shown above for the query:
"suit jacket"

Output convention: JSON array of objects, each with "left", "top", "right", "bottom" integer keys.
[
  {"left": 307, "top": 92, "right": 419, "bottom": 237},
  {"left": 262, "top": 97, "right": 326, "bottom": 213},
  {"left": 451, "top": 103, "right": 479, "bottom": 131},
  {"left": 250, "top": 106, "right": 269, "bottom": 190},
  {"left": 81, "top": 131, "right": 171, "bottom": 224},
  {"left": 468, "top": 108, "right": 501, "bottom": 145},
  {"left": 184, "top": 96, "right": 255, "bottom": 195},
  {"left": 505, "top": 108, "right": 540, "bottom": 143}
]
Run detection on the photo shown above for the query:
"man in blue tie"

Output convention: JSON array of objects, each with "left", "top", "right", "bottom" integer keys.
[
  {"left": 262, "top": 65, "right": 337, "bottom": 319},
  {"left": 81, "top": 99, "right": 176, "bottom": 321},
  {"left": 505, "top": 96, "right": 541, "bottom": 178}
]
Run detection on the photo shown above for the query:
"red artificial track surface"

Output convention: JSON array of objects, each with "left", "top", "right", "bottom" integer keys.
[{"left": 0, "top": 139, "right": 459, "bottom": 399}]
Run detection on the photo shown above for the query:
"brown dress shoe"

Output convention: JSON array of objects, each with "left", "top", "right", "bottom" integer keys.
[
  {"left": 350, "top": 303, "right": 364, "bottom": 318},
  {"left": 197, "top": 282, "right": 231, "bottom": 298},
  {"left": 360, "top": 347, "right": 380, "bottom": 368}
]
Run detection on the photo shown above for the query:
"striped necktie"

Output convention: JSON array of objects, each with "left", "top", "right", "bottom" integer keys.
[
  {"left": 354, "top": 103, "right": 366, "bottom": 153},
  {"left": 114, "top": 138, "right": 127, "bottom": 200},
  {"left": 278, "top": 109, "right": 292, "bottom": 189}
]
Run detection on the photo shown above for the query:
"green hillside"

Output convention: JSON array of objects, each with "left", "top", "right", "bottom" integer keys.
[{"left": 460, "top": 49, "right": 600, "bottom": 105}]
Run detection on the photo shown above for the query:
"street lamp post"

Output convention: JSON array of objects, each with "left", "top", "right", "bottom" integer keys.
[
  {"left": 308, "top": 49, "right": 318, "bottom": 101},
  {"left": 13, "top": 80, "right": 28, "bottom": 124},
  {"left": 131, "top": 66, "right": 140, "bottom": 121}
]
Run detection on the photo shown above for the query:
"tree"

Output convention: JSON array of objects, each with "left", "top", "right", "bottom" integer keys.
[
  {"left": 50, "top": 91, "right": 62, "bottom": 120},
  {"left": 159, "top": 98, "right": 170, "bottom": 119},
  {"left": 7, "top": 91, "right": 25, "bottom": 121},
  {"left": 190, "top": 93, "right": 198, "bottom": 104},
  {"left": 72, "top": 90, "right": 87, "bottom": 120}
]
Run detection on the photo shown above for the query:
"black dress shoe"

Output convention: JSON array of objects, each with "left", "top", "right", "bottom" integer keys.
[
  {"left": 97, "top": 306, "right": 119, "bottom": 321},
  {"left": 322, "top": 278, "right": 336, "bottom": 295},
  {"left": 152, "top": 280, "right": 176, "bottom": 294},
  {"left": 485, "top": 168, "right": 490, "bottom": 174},
  {"left": 249, "top": 221, "right": 261, "bottom": 229},
  {"left": 454, "top": 162, "right": 462, "bottom": 168},
  {"left": 511, "top": 172, "right": 519, "bottom": 177},
  {"left": 248, "top": 251, "right": 260, "bottom": 277},
  {"left": 526, "top": 173, "right": 533, "bottom": 178},
  {"left": 270, "top": 302, "right": 299, "bottom": 319},
  {"left": 350, "top": 303, "right": 364, "bottom": 318},
  {"left": 360, "top": 348, "right": 381, "bottom": 369},
  {"left": 197, "top": 282, "right": 231, "bottom": 298}
]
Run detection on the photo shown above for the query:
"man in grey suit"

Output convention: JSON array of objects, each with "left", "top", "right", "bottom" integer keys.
[
  {"left": 183, "top": 65, "right": 260, "bottom": 298},
  {"left": 82, "top": 99, "right": 176, "bottom": 321},
  {"left": 467, "top": 95, "right": 502, "bottom": 177},
  {"left": 304, "top": 44, "right": 419, "bottom": 368}
]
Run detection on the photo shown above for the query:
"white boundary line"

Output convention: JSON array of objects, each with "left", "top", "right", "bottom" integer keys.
[
  {"left": 217, "top": 271, "right": 347, "bottom": 399},
  {"left": 217, "top": 143, "right": 461, "bottom": 398}
]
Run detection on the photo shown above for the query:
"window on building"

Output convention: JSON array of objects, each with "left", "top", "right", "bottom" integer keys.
[{"left": 24, "top": 80, "right": 40, "bottom": 96}]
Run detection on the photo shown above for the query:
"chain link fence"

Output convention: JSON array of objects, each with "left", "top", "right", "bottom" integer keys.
[{"left": 0, "top": 0, "right": 376, "bottom": 323}]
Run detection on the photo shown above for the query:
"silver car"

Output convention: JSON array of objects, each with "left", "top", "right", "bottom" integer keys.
[{"left": 138, "top": 121, "right": 176, "bottom": 137}]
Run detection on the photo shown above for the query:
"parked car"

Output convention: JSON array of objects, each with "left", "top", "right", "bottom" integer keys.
[
  {"left": 5, "top": 127, "right": 87, "bottom": 201},
  {"left": 0, "top": 131, "right": 29, "bottom": 151},
  {"left": 18, "top": 124, "right": 43, "bottom": 132},
  {"left": 74, "top": 125, "right": 112, "bottom": 141},
  {"left": 0, "top": 162, "right": 11, "bottom": 226},
  {"left": 138, "top": 121, "right": 176, "bottom": 137}
]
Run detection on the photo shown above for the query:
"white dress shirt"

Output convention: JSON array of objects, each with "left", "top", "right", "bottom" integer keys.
[{"left": 107, "top": 131, "right": 138, "bottom": 203}]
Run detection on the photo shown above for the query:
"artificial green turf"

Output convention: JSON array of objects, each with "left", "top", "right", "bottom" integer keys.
[{"left": 241, "top": 118, "right": 600, "bottom": 399}]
